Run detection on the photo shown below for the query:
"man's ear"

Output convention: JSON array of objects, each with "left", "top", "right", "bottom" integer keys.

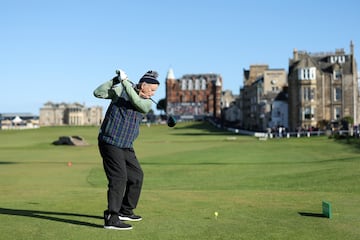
[
  {"left": 141, "top": 82, "right": 147, "bottom": 88},
  {"left": 137, "top": 82, "right": 145, "bottom": 90}
]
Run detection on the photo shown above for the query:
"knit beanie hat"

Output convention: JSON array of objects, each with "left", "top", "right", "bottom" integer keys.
[{"left": 139, "top": 70, "right": 160, "bottom": 85}]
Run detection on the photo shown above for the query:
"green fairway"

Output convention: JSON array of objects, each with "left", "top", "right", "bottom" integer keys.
[{"left": 0, "top": 122, "right": 359, "bottom": 240}]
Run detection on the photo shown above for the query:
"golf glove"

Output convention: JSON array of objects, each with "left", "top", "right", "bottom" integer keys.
[{"left": 113, "top": 69, "right": 128, "bottom": 85}]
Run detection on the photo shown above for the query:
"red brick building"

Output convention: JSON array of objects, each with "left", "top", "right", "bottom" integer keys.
[{"left": 165, "top": 68, "right": 222, "bottom": 119}]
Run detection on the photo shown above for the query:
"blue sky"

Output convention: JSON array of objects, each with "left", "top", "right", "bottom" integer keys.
[{"left": 1, "top": 0, "right": 360, "bottom": 115}]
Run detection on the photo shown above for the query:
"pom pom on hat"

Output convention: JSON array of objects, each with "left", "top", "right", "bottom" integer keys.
[{"left": 139, "top": 70, "right": 160, "bottom": 85}]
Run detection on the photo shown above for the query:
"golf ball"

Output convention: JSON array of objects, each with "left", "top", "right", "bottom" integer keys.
[{"left": 214, "top": 212, "right": 218, "bottom": 216}]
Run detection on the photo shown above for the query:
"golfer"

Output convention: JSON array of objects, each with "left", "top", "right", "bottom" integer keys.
[{"left": 93, "top": 69, "right": 160, "bottom": 230}]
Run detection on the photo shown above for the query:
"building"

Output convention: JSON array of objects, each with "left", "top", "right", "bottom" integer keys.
[
  {"left": 221, "top": 90, "right": 241, "bottom": 127},
  {"left": 269, "top": 87, "right": 288, "bottom": 129},
  {"left": 288, "top": 42, "right": 359, "bottom": 131},
  {"left": 0, "top": 113, "right": 39, "bottom": 129},
  {"left": 222, "top": 101, "right": 242, "bottom": 126},
  {"left": 240, "top": 65, "right": 288, "bottom": 131},
  {"left": 39, "top": 102, "right": 102, "bottom": 126},
  {"left": 165, "top": 68, "right": 222, "bottom": 120},
  {"left": 222, "top": 90, "right": 237, "bottom": 108}
]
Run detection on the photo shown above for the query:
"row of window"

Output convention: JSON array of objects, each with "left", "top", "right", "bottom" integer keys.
[
  {"left": 301, "top": 107, "right": 341, "bottom": 121},
  {"left": 298, "top": 67, "right": 316, "bottom": 80},
  {"left": 301, "top": 87, "right": 342, "bottom": 101},
  {"left": 330, "top": 55, "right": 346, "bottom": 64},
  {"left": 298, "top": 67, "right": 342, "bottom": 81},
  {"left": 181, "top": 79, "right": 207, "bottom": 90}
]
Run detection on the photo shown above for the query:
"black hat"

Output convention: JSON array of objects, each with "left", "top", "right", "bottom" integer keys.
[{"left": 139, "top": 70, "right": 160, "bottom": 85}]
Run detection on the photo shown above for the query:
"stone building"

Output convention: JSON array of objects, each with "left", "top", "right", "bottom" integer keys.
[
  {"left": 221, "top": 90, "right": 241, "bottom": 126},
  {"left": 240, "top": 65, "right": 288, "bottom": 130},
  {"left": 269, "top": 88, "right": 288, "bottom": 129},
  {"left": 0, "top": 113, "right": 39, "bottom": 129},
  {"left": 288, "top": 42, "right": 359, "bottom": 131},
  {"left": 222, "top": 90, "right": 236, "bottom": 108},
  {"left": 39, "top": 102, "right": 102, "bottom": 126},
  {"left": 165, "top": 68, "right": 222, "bottom": 120}
]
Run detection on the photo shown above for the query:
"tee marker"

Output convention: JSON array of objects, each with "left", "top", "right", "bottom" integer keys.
[{"left": 322, "top": 201, "right": 332, "bottom": 219}]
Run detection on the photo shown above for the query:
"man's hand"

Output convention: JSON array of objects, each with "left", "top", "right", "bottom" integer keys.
[
  {"left": 138, "top": 89, "right": 148, "bottom": 99},
  {"left": 113, "top": 69, "right": 128, "bottom": 85},
  {"left": 117, "top": 69, "right": 128, "bottom": 81}
]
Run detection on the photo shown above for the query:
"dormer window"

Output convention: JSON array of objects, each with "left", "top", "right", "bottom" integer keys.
[
  {"left": 338, "top": 55, "right": 345, "bottom": 63},
  {"left": 330, "top": 55, "right": 346, "bottom": 64},
  {"left": 330, "top": 56, "right": 336, "bottom": 63}
]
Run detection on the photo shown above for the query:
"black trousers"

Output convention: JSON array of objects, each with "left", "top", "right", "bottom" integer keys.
[{"left": 98, "top": 142, "right": 144, "bottom": 215}]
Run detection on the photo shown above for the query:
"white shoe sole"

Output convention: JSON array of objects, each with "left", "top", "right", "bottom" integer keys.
[
  {"left": 104, "top": 225, "right": 133, "bottom": 230},
  {"left": 119, "top": 216, "right": 142, "bottom": 222}
]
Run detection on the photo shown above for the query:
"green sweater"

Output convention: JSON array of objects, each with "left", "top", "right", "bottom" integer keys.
[
  {"left": 93, "top": 78, "right": 152, "bottom": 114},
  {"left": 93, "top": 78, "right": 153, "bottom": 148}
]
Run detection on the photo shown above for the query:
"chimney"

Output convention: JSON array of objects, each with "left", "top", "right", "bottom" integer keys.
[{"left": 293, "top": 48, "right": 298, "bottom": 61}]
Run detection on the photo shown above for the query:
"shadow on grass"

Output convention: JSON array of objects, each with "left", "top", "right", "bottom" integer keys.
[
  {"left": 0, "top": 207, "right": 103, "bottom": 228},
  {"left": 0, "top": 162, "right": 17, "bottom": 165},
  {"left": 298, "top": 212, "right": 327, "bottom": 218},
  {"left": 333, "top": 137, "right": 360, "bottom": 153}
]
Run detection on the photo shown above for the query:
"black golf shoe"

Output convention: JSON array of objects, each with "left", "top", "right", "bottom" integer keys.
[
  {"left": 104, "top": 210, "right": 142, "bottom": 222},
  {"left": 104, "top": 214, "right": 132, "bottom": 230},
  {"left": 119, "top": 213, "right": 142, "bottom": 222}
]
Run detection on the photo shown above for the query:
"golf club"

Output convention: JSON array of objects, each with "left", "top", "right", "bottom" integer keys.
[{"left": 115, "top": 70, "right": 177, "bottom": 127}]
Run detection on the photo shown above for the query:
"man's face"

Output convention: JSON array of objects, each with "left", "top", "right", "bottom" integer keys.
[{"left": 139, "top": 82, "right": 159, "bottom": 99}]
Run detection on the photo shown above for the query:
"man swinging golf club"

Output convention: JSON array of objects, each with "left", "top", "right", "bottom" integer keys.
[{"left": 93, "top": 69, "right": 160, "bottom": 230}]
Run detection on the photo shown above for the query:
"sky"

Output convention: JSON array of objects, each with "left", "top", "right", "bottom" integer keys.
[{"left": 1, "top": 0, "right": 360, "bottom": 115}]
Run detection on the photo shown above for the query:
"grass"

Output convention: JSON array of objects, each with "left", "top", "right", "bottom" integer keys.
[{"left": 0, "top": 122, "right": 359, "bottom": 239}]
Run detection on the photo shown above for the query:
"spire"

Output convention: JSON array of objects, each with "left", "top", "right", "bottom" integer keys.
[
  {"left": 216, "top": 77, "right": 222, "bottom": 87},
  {"left": 166, "top": 68, "right": 175, "bottom": 80}
]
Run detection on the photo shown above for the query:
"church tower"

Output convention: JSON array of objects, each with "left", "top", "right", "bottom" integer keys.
[{"left": 165, "top": 68, "right": 177, "bottom": 113}]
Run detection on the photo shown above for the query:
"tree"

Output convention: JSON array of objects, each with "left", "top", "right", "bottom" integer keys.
[
  {"left": 341, "top": 116, "right": 354, "bottom": 130},
  {"left": 318, "top": 119, "right": 329, "bottom": 130}
]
